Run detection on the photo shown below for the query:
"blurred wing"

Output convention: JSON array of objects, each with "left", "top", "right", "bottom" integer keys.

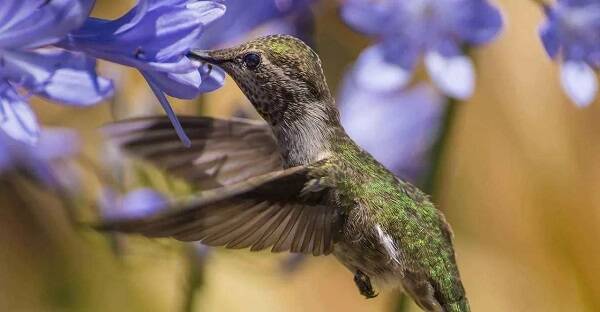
[
  {"left": 97, "top": 165, "right": 341, "bottom": 256},
  {"left": 103, "top": 116, "right": 282, "bottom": 189}
]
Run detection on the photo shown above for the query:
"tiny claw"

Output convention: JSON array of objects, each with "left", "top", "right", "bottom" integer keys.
[{"left": 354, "top": 270, "right": 378, "bottom": 299}]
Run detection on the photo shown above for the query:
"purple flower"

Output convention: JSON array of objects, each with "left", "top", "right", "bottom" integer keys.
[
  {"left": 61, "top": 0, "right": 227, "bottom": 146},
  {"left": 195, "top": 0, "right": 315, "bottom": 48},
  {"left": 341, "top": 0, "right": 503, "bottom": 99},
  {"left": 0, "top": 127, "right": 80, "bottom": 186},
  {"left": 338, "top": 75, "right": 446, "bottom": 183},
  {"left": 99, "top": 188, "right": 168, "bottom": 220},
  {"left": 104, "top": 188, "right": 213, "bottom": 262},
  {"left": 0, "top": 0, "right": 113, "bottom": 145},
  {"left": 539, "top": 0, "right": 600, "bottom": 107}
]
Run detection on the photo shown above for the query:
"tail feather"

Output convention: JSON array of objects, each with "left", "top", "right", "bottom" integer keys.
[
  {"left": 401, "top": 271, "right": 470, "bottom": 312},
  {"left": 443, "top": 299, "right": 470, "bottom": 312}
]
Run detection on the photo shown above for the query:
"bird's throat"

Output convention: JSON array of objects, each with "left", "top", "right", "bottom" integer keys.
[{"left": 271, "top": 99, "right": 341, "bottom": 167}]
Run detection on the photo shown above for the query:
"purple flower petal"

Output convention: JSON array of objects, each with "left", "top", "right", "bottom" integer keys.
[
  {"left": 540, "top": 1, "right": 600, "bottom": 63},
  {"left": 351, "top": 44, "right": 414, "bottom": 92},
  {"left": 198, "top": 62, "right": 226, "bottom": 92},
  {"left": 340, "top": 0, "right": 502, "bottom": 100},
  {"left": 248, "top": 7, "right": 315, "bottom": 46},
  {"left": 142, "top": 65, "right": 203, "bottom": 99},
  {"left": 340, "top": 0, "right": 393, "bottom": 36},
  {"left": 540, "top": 20, "right": 560, "bottom": 59},
  {"left": 455, "top": 0, "right": 504, "bottom": 45},
  {"left": 0, "top": 0, "right": 94, "bottom": 49},
  {"left": 142, "top": 65, "right": 223, "bottom": 98},
  {"left": 425, "top": 52, "right": 475, "bottom": 99},
  {"left": 114, "top": 0, "right": 151, "bottom": 35},
  {"left": 1, "top": 49, "right": 113, "bottom": 106},
  {"left": 142, "top": 72, "right": 191, "bottom": 147},
  {"left": 195, "top": 0, "right": 314, "bottom": 48},
  {"left": 100, "top": 188, "right": 169, "bottom": 220},
  {"left": 560, "top": 61, "right": 597, "bottom": 107},
  {"left": 0, "top": 83, "right": 39, "bottom": 145},
  {"left": 120, "top": 188, "right": 168, "bottom": 217},
  {"left": 64, "top": 0, "right": 226, "bottom": 71}
]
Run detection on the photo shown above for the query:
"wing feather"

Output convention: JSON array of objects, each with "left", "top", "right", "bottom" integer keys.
[
  {"left": 250, "top": 204, "right": 295, "bottom": 251},
  {"left": 103, "top": 116, "right": 282, "bottom": 189},
  {"left": 98, "top": 165, "right": 341, "bottom": 255}
]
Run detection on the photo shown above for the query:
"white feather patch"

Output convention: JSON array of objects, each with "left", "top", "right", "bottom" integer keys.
[{"left": 375, "top": 225, "right": 400, "bottom": 265}]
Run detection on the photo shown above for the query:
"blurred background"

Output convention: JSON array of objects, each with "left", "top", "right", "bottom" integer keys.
[{"left": 1, "top": 0, "right": 600, "bottom": 311}]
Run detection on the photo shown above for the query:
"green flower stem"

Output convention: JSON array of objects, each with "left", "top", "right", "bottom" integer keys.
[
  {"left": 423, "top": 98, "right": 458, "bottom": 195},
  {"left": 182, "top": 246, "right": 204, "bottom": 312}
]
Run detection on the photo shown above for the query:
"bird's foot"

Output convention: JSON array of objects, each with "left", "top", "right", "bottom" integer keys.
[{"left": 354, "top": 270, "right": 378, "bottom": 299}]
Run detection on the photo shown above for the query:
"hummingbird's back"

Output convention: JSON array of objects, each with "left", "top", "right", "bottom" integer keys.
[{"left": 326, "top": 134, "right": 470, "bottom": 312}]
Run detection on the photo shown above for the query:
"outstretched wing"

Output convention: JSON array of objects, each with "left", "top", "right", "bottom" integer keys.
[
  {"left": 103, "top": 116, "right": 282, "bottom": 189},
  {"left": 97, "top": 165, "right": 341, "bottom": 256}
]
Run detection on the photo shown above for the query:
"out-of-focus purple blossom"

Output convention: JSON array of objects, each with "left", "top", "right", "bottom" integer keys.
[
  {"left": 539, "top": 0, "right": 600, "bottom": 107},
  {"left": 0, "top": 127, "right": 80, "bottom": 186},
  {"left": 192, "top": 242, "right": 211, "bottom": 267},
  {"left": 0, "top": 0, "right": 93, "bottom": 49},
  {"left": 0, "top": 0, "right": 113, "bottom": 145},
  {"left": 341, "top": 0, "right": 503, "bottom": 99},
  {"left": 99, "top": 187, "right": 168, "bottom": 220},
  {"left": 61, "top": 0, "right": 227, "bottom": 146},
  {"left": 196, "top": 0, "right": 315, "bottom": 48},
  {"left": 339, "top": 76, "right": 446, "bottom": 183},
  {"left": 280, "top": 254, "right": 306, "bottom": 274},
  {"left": 98, "top": 185, "right": 213, "bottom": 264},
  {"left": 248, "top": 8, "right": 315, "bottom": 47}
]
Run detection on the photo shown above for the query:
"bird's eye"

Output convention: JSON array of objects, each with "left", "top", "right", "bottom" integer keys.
[{"left": 242, "top": 52, "right": 261, "bottom": 69}]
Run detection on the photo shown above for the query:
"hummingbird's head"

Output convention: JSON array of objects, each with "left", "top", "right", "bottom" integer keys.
[{"left": 189, "top": 35, "right": 336, "bottom": 126}]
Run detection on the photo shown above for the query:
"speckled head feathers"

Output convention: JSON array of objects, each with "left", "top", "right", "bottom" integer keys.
[{"left": 189, "top": 35, "right": 334, "bottom": 126}]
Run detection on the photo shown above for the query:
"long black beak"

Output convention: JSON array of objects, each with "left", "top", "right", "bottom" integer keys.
[{"left": 187, "top": 49, "right": 228, "bottom": 64}]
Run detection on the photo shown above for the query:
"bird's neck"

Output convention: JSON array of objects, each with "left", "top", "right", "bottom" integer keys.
[{"left": 272, "top": 98, "right": 342, "bottom": 167}]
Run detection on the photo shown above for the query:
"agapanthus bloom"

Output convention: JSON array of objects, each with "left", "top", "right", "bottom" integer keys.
[
  {"left": 195, "top": 0, "right": 315, "bottom": 48},
  {"left": 341, "top": 0, "right": 503, "bottom": 99},
  {"left": 99, "top": 187, "right": 168, "bottom": 220},
  {"left": 338, "top": 78, "right": 445, "bottom": 183},
  {"left": 539, "top": 0, "right": 600, "bottom": 107},
  {"left": 0, "top": 0, "right": 113, "bottom": 145},
  {"left": 61, "top": 0, "right": 227, "bottom": 146}
]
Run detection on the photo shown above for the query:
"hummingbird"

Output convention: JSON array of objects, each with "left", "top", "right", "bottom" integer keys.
[{"left": 99, "top": 35, "right": 470, "bottom": 312}]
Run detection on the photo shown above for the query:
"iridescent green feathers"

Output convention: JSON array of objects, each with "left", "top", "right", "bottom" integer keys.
[{"left": 328, "top": 136, "right": 468, "bottom": 311}]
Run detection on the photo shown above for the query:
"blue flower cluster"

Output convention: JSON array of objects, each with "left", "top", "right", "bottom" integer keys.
[
  {"left": 539, "top": 0, "right": 600, "bottom": 107},
  {"left": 341, "top": 0, "right": 503, "bottom": 100},
  {"left": 0, "top": 0, "right": 226, "bottom": 151},
  {"left": 338, "top": 0, "right": 503, "bottom": 184},
  {"left": 99, "top": 187, "right": 168, "bottom": 220}
]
